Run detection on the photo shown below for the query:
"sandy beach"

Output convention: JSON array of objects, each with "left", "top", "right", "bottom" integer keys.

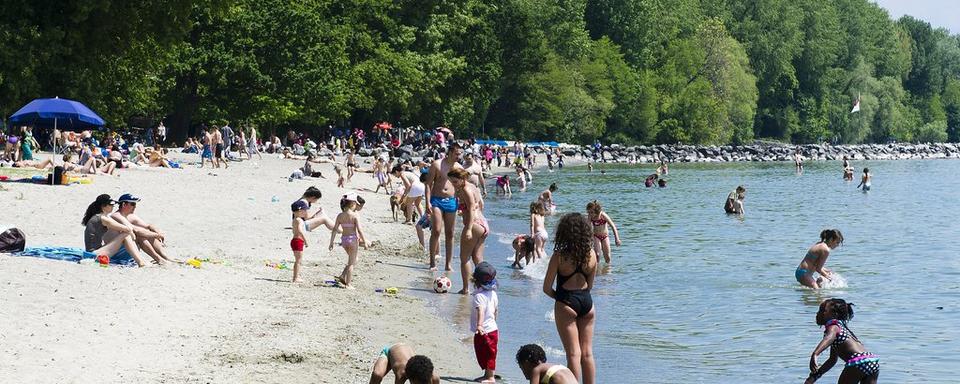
[{"left": 0, "top": 152, "right": 478, "bottom": 383}]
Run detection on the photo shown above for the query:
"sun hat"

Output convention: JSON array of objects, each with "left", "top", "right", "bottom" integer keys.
[{"left": 474, "top": 261, "right": 497, "bottom": 285}]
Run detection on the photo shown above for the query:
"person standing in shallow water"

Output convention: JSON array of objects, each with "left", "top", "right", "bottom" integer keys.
[
  {"left": 795, "top": 229, "right": 843, "bottom": 289},
  {"left": 805, "top": 298, "right": 879, "bottom": 384},
  {"left": 543, "top": 213, "right": 597, "bottom": 384},
  {"left": 856, "top": 168, "right": 871, "bottom": 191},
  {"left": 724, "top": 186, "right": 745, "bottom": 214},
  {"left": 425, "top": 143, "right": 464, "bottom": 271}
]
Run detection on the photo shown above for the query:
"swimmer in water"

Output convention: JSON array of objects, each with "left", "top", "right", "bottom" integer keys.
[
  {"left": 657, "top": 178, "right": 666, "bottom": 188},
  {"left": 530, "top": 202, "right": 549, "bottom": 262},
  {"left": 804, "top": 298, "right": 879, "bottom": 384},
  {"left": 516, "top": 344, "right": 577, "bottom": 384},
  {"left": 856, "top": 168, "right": 871, "bottom": 191},
  {"left": 644, "top": 174, "right": 658, "bottom": 188},
  {"left": 795, "top": 151, "right": 804, "bottom": 171},
  {"left": 841, "top": 157, "right": 854, "bottom": 181},
  {"left": 587, "top": 162, "right": 593, "bottom": 172},
  {"left": 795, "top": 229, "right": 843, "bottom": 289},
  {"left": 516, "top": 166, "right": 528, "bottom": 192},
  {"left": 586, "top": 200, "right": 621, "bottom": 264}
]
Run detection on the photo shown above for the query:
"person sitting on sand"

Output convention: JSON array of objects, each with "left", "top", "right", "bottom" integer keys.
[
  {"left": 516, "top": 344, "right": 577, "bottom": 384},
  {"left": 82, "top": 194, "right": 147, "bottom": 267},
  {"left": 511, "top": 234, "right": 535, "bottom": 269},
  {"left": 538, "top": 183, "right": 558, "bottom": 214},
  {"left": 146, "top": 146, "right": 172, "bottom": 168},
  {"left": 110, "top": 194, "right": 177, "bottom": 265},
  {"left": 369, "top": 344, "right": 440, "bottom": 384},
  {"left": 796, "top": 229, "right": 843, "bottom": 289},
  {"left": 724, "top": 186, "right": 746, "bottom": 214},
  {"left": 805, "top": 298, "right": 880, "bottom": 384}
]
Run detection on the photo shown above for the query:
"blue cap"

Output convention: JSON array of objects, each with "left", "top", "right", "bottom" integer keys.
[
  {"left": 117, "top": 193, "right": 141, "bottom": 203},
  {"left": 291, "top": 200, "right": 309, "bottom": 212}
]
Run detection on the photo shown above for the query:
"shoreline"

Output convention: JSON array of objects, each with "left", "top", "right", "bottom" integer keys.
[
  {"left": 566, "top": 142, "right": 960, "bottom": 163},
  {"left": 0, "top": 153, "right": 475, "bottom": 383}
]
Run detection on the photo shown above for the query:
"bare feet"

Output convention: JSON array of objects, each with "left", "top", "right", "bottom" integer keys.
[{"left": 456, "top": 288, "right": 468, "bottom": 295}]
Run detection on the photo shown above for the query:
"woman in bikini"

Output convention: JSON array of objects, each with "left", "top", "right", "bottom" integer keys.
[
  {"left": 448, "top": 168, "right": 488, "bottom": 294},
  {"left": 329, "top": 195, "right": 367, "bottom": 289},
  {"left": 796, "top": 229, "right": 843, "bottom": 289},
  {"left": 530, "top": 202, "right": 548, "bottom": 262},
  {"left": 586, "top": 200, "right": 621, "bottom": 264},
  {"left": 543, "top": 213, "right": 597, "bottom": 384}
]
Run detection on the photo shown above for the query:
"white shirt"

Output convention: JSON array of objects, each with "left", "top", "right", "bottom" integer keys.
[{"left": 470, "top": 289, "right": 499, "bottom": 333}]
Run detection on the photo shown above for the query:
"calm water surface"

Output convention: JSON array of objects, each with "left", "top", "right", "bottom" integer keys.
[{"left": 416, "top": 160, "right": 959, "bottom": 383}]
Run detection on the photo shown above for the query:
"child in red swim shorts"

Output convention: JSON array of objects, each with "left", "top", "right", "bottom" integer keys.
[{"left": 290, "top": 200, "right": 309, "bottom": 282}]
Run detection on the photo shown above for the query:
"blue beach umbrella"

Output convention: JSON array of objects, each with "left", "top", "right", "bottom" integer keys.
[
  {"left": 8, "top": 97, "right": 106, "bottom": 184},
  {"left": 9, "top": 96, "right": 106, "bottom": 131}
]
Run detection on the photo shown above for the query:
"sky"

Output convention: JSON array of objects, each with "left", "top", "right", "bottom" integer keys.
[{"left": 873, "top": 0, "right": 959, "bottom": 34}]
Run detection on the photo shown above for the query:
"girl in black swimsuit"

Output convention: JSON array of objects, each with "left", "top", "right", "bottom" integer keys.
[{"left": 543, "top": 213, "right": 598, "bottom": 384}]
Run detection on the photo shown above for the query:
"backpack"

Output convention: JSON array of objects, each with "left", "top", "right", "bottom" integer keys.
[{"left": 0, "top": 228, "right": 26, "bottom": 253}]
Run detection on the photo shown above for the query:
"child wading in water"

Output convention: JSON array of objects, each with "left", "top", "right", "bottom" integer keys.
[
  {"left": 796, "top": 229, "right": 843, "bottom": 289},
  {"left": 329, "top": 194, "right": 367, "bottom": 289},
  {"left": 805, "top": 298, "right": 879, "bottom": 384},
  {"left": 530, "top": 202, "right": 549, "bottom": 262},
  {"left": 516, "top": 344, "right": 577, "bottom": 384},
  {"left": 856, "top": 168, "right": 871, "bottom": 191},
  {"left": 511, "top": 234, "right": 535, "bottom": 269},
  {"left": 586, "top": 200, "right": 621, "bottom": 264},
  {"left": 471, "top": 262, "right": 499, "bottom": 383},
  {"left": 290, "top": 200, "right": 310, "bottom": 282}
]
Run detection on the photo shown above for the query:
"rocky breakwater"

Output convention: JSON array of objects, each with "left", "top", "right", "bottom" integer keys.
[{"left": 562, "top": 143, "right": 960, "bottom": 163}]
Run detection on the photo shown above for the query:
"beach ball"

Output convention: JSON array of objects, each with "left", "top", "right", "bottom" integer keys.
[{"left": 433, "top": 276, "right": 452, "bottom": 293}]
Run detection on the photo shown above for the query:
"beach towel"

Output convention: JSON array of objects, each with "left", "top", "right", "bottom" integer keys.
[{"left": 11, "top": 246, "right": 136, "bottom": 266}]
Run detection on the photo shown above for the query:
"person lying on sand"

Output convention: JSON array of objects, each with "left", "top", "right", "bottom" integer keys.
[{"left": 369, "top": 343, "right": 439, "bottom": 384}]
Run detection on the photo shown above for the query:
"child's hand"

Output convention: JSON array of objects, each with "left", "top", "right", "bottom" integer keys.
[{"left": 615, "top": 238, "right": 622, "bottom": 246}]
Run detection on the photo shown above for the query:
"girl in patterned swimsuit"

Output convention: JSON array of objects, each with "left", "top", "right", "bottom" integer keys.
[
  {"left": 806, "top": 298, "right": 879, "bottom": 384},
  {"left": 586, "top": 200, "right": 621, "bottom": 264}
]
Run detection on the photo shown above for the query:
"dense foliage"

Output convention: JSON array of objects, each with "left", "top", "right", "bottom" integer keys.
[{"left": 1, "top": 0, "right": 959, "bottom": 145}]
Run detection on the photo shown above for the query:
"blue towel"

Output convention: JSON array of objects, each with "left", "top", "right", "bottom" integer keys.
[{"left": 13, "top": 246, "right": 136, "bottom": 266}]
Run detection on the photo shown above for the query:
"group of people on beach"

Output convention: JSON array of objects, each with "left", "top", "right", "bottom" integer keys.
[{"left": 81, "top": 193, "right": 176, "bottom": 267}]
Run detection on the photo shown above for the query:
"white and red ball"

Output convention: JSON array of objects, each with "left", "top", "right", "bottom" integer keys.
[{"left": 433, "top": 276, "right": 452, "bottom": 293}]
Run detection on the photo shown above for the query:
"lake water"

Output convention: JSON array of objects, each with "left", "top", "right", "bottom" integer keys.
[{"left": 416, "top": 159, "right": 960, "bottom": 383}]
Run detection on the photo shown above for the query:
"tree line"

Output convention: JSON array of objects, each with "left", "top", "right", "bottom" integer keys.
[{"left": 1, "top": 0, "right": 959, "bottom": 145}]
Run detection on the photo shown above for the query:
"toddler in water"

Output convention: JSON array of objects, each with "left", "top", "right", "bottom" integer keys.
[
  {"left": 471, "top": 262, "right": 499, "bottom": 383},
  {"left": 796, "top": 229, "right": 843, "bottom": 289},
  {"left": 805, "top": 298, "right": 879, "bottom": 384},
  {"left": 290, "top": 200, "right": 310, "bottom": 282},
  {"left": 530, "top": 202, "right": 549, "bottom": 262},
  {"left": 516, "top": 344, "right": 577, "bottom": 384},
  {"left": 329, "top": 194, "right": 367, "bottom": 289}
]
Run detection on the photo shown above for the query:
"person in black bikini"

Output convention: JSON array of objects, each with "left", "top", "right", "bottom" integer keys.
[
  {"left": 806, "top": 298, "right": 879, "bottom": 384},
  {"left": 543, "top": 213, "right": 597, "bottom": 384}
]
